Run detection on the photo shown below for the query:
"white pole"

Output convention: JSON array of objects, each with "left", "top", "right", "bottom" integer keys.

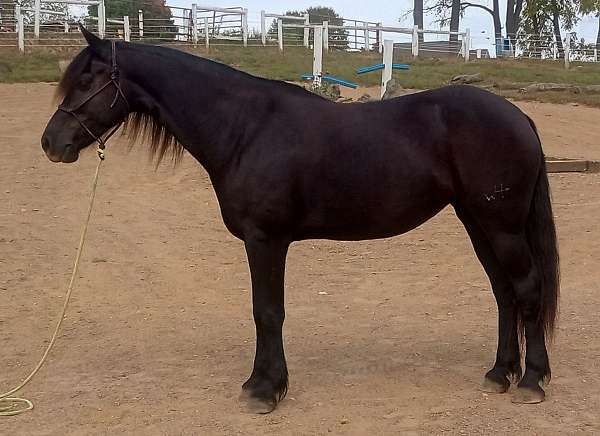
[
  {"left": 381, "top": 39, "right": 393, "bottom": 99},
  {"left": 260, "top": 10, "right": 266, "bottom": 45},
  {"left": 34, "top": 0, "right": 40, "bottom": 39},
  {"left": 303, "top": 13, "right": 309, "bottom": 48},
  {"left": 464, "top": 28, "right": 471, "bottom": 62},
  {"left": 322, "top": 21, "right": 329, "bottom": 51},
  {"left": 378, "top": 24, "right": 383, "bottom": 53},
  {"left": 17, "top": 4, "right": 24, "bottom": 53},
  {"left": 204, "top": 17, "right": 209, "bottom": 48},
  {"left": 277, "top": 18, "right": 283, "bottom": 52},
  {"left": 564, "top": 32, "right": 570, "bottom": 69},
  {"left": 123, "top": 15, "right": 130, "bottom": 42},
  {"left": 138, "top": 10, "right": 143, "bottom": 38},
  {"left": 242, "top": 8, "right": 248, "bottom": 47},
  {"left": 191, "top": 4, "right": 198, "bottom": 44},
  {"left": 97, "top": 0, "right": 105, "bottom": 38},
  {"left": 412, "top": 25, "right": 419, "bottom": 57},
  {"left": 594, "top": 48, "right": 598, "bottom": 62},
  {"left": 64, "top": 21, "right": 69, "bottom": 33},
  {"left": 364, "top": 22, "right": 370, "bottom": 51},
  {"left": 313, "top": 25, "right": 323, "bottom": 87}
]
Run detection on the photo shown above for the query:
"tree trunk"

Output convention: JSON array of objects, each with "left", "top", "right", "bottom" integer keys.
[
  {"left": 492, "top": 0, "right": 502, "bottom": 55},
  {"left": 413, "top": 0, "right": 424, "bottom": 42},
  {"left": 597, "top": 14, "right": 600, "bottom": 50},
  {"left": 450, "top": 0, "right": 460, "bottom": 42},
  {"left": 505, "top": 0, "right": 523, "bottom": 48},
  {"left": 553, "top": 11, "right": 564, "bottom": 57}
]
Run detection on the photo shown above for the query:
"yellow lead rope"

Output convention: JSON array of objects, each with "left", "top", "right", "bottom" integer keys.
[{"left": 0, "top": 150, "right": 104, "bottom": 416}]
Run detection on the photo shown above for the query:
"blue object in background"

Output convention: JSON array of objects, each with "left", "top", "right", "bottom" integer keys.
[{"left": 301, "top": 74, "right": 359, "bottom": 89}]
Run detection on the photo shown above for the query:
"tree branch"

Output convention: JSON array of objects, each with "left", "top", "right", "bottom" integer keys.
[{"left": 460, "top": 2, "right": 494, "bottom": 15}]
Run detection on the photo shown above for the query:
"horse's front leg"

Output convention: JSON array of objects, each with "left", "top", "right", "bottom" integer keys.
[{"left": 240, "top": 237, "right": 289, "bottom": 413}]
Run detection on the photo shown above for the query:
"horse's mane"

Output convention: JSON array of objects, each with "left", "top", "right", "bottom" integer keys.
[{"left": 56, "top": 46, "right": 183, "bottom": 165}]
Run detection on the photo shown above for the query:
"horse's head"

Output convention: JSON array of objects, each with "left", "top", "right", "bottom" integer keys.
[{"left": 41, "top": 27, "right": 130, "bottom": 163}]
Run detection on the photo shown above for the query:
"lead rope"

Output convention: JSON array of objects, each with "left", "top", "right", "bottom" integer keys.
[{"left": 0, "top": 146, "right": 105, "bottom": 416}]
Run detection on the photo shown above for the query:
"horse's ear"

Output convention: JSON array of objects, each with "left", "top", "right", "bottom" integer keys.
[{"left": 79, "top": 25, "right": 106, "bottom": 51}]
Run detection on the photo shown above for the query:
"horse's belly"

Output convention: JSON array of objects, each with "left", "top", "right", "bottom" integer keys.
[{"left": 295, "top": 177, "right": 452, "bottom": 241}]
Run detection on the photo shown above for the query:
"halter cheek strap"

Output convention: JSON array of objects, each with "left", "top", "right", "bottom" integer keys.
[{"left": 58, "top": 40, "right": 130, "bottom": 160}]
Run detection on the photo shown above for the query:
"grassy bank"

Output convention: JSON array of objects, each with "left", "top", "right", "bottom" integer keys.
[{"left": 2, "top": 45, "right": 600, "bottom": 106}]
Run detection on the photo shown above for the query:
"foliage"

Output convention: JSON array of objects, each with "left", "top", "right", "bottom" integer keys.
[{"left": 267, "top": 6, "right": 349, "bottom": 49}]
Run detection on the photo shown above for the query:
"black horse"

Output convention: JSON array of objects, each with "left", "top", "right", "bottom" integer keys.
[{"left": 41, "top": 28, "right": 559, "bottom": 413}]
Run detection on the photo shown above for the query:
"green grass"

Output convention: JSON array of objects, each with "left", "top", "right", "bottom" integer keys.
[{"left": 3, "top": 44, "right": 600, "bottom": 106}]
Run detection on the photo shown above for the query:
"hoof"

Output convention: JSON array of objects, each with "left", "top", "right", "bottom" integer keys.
[
  {"left": 239, "top": 389, "right": 277, "bottom": 414},
  {"left": 481, "top": 376, "right": 509, "bottom": 394},
  {"left": 511, "top": 386, "right": 545, "bottom": 404}
]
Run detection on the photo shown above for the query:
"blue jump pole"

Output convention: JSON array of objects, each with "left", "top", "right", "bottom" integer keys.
[{"left": 300, "top": 74, "right": 359, "bottom": 89}]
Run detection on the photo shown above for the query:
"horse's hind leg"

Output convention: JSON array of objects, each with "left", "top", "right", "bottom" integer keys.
[
  {"left": 484, "top": 231, "right": 550, "bottom": 403},
  {"left": 456, "top": 209, "right": 521, "bottom": 394}
]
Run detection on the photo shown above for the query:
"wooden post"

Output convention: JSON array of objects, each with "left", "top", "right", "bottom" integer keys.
[
  {"left": 564, "top": 32, "right": 570, "bottom": 69},
  {"left": 303, "top": 13, "right": 309, "bottom": 48},
  {"left": 123, "top": 15, "right": 130, "bottom": 42},
  {"left": 277, "top": 18, "right": 283, "bottom": 52},
  {"left": 97, "top": 0, "right": 105, "bottom": 38},
  {"left": 412, "top": 25, "right": 419, "bottom": 57},
  {"left": 464, "top": 28, "right": 470, "bottom": 62},
  {"left": 313, "top": 25, "right": 323, "bottom": 87},
  {"left": 34, "top": 0, "right": 40, "bottom": 39},
  {"left": 381, "top": 39, "right": 393, "bottom": 99},
  {"left": 138, "top": 10, "right": 143, "bottom": 38},
  {"left": 204, "top": 17, "right": 209, "bottom": 48},
  {"left": 16, "top": 3, "right": 24, "bottom": 53},
  {"left": 364, "top": 22, "right": 370, "bottom": 51},
  {"left": 260, "top": 10, "right": 266, "bottom": 45},
  {"left": 191, "top": 4, "right": 198, "bottom": 44},
  {"left": 242, "top": 8, "right": 248, "bottom": 47}
]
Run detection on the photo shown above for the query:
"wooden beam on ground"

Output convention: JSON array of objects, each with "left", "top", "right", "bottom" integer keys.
[{"left": 545, "top": 159, "right": 600, "bottom": 173}]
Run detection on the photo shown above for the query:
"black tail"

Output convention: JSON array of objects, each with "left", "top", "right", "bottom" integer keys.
[{"left": 525, "top": 118, "right": 560, "bottom": 341}]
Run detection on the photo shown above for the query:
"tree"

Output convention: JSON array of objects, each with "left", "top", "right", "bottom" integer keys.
[
  {"left": 89, "top": 0, "right": 176, "bottom": 40},
  {"left": 506, "top": 0, "right": 525, "bottom": 46},
  {"left": 521, "top": 0, "right": 578, "bottom": 56},
  {"left": 579, "top": 0, "right": 600, "bottom": 49},
  {"left": 268, "top": 6, "right": 349, "bottom": 49}
]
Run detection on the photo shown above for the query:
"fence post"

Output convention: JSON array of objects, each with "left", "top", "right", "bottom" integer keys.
[
  {"left": 277, "top": 18, "right": 283, "bottom": 52},
  {"left": 322, "top": 21, "right": 329, "bottom": 51},
  {"left": 412, "top": 25, "right": 419, "bottom": 57},
  {"left": 123, "top": 15, "right": 130, "bottom": 42},
  {"left": 364, "top": 22, "right": 370, "bottom": 51},
  {"left": 303, "top": 13, "right": 309, "bottom": 48},
  {"left": 594, "top": 48, "right": 598, "bottom": 62},
  {"left": 242, "top": 8, "right": 248, "bottom": 47},
  {"left": 260, "top": 10, "right": 266, "bottom": 45},
  {"left": 34, "top": 0, "right": 40, "bottom": 39},
  {"left": 191, "top": 4, "right": 198, "bottom": 44},
  {"left": 381, "top": 39, "right": 393, "bottom": 99},
  {"left": 464, "top": 28, "right": 470, "bottom": 62},
  {"left": 204, "top": 17, "right": 209, "bottom": 48},
  {"left": 564, "top": 32, "right": 570, "bottom": 69},
  {"left": 16, "top": 3, "right": 24, "bottom": 53},
  {"left": 97, "top": 0, "right": 105, "bottom": 38},
  {"left": 378, "top": 23, "right": 383, "bottom": 53},
  {"left": 313, "top": 25, "right": 323, "bottom": 87},
  {"left": 138, "top": 10, "right": 143, "bottom": 38}
]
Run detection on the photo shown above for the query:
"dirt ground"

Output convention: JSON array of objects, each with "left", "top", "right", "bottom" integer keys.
[{"left": 1, "top": 83, "right": 599, "bottom": 435}]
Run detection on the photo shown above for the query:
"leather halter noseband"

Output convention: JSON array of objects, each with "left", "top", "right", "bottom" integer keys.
[{"left": 58, "top": 40, "right": 129, "bottom": 160}]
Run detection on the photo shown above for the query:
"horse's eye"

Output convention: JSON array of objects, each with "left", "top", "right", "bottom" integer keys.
[{"left": 78, "top": 74, "right": 93, "bottom": 91}]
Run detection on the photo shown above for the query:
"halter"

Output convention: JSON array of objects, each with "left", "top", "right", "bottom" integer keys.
[{"left": 58, "top": 40, "right": 129, "bottom": 160}]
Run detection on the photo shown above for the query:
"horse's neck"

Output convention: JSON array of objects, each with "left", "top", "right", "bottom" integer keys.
[{"left": 124, "top": 47, "right": 255, "bottom": 175}]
